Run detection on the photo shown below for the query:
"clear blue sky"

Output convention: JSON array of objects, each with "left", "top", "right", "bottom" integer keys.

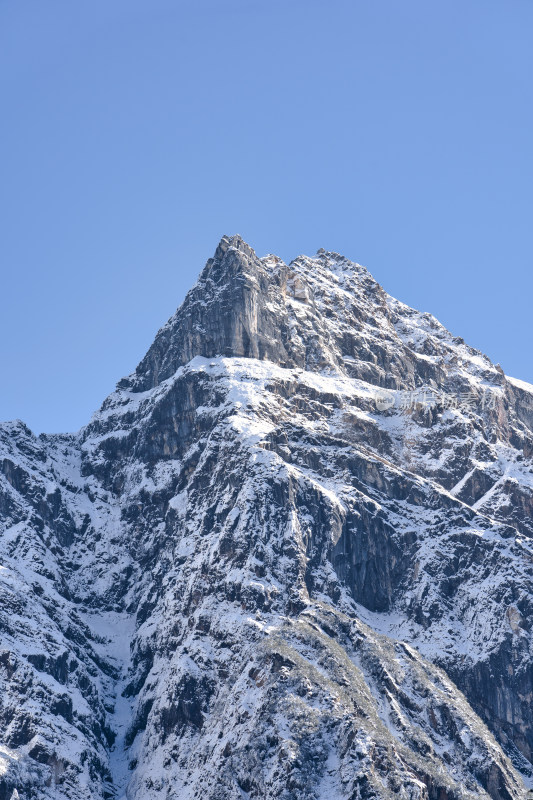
[{"left": 1, "top": 0, "right": 532, "bottom": 433}]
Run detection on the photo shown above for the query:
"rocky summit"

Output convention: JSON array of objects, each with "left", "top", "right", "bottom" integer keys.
[{"left": 1, "top": 235, "right": 533, "bottom": 800}]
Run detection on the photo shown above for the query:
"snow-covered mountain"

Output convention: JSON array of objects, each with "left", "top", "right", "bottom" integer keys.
[{"left": 1, "top": 235, "right": 532, "bottom": 800}]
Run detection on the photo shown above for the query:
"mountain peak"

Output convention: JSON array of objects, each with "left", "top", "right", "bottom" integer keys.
[
  {"left": 2, "top": 236, "right": 533, "bottom": 799},
  {"left": 125, "top": 236, "right": 386, "bottom": 392},
  {"left": 198, "top": 233, "right": 264, "bottom": 288},
  {"left": 212, "top": 233, "right": 256, "bottom": 262},
  {"left": 122, "top": 237, "right": 511, "bottom": 438}
]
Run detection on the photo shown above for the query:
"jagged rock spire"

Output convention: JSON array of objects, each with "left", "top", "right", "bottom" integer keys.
[
  {"left": 127, "top": 234, "right": 292, "bottom": 391},
  {"left": 124, "top": 234, "right": 385, "bottom": 392}
]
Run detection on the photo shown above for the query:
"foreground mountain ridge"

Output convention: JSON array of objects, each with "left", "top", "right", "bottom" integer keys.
[{"left": 1, "top": 235, "right": 532, "bottom": 800}]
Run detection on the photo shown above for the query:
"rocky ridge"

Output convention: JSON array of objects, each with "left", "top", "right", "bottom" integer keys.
[{"left": 1, "top": 235, "right": 532, "bottom": 800}]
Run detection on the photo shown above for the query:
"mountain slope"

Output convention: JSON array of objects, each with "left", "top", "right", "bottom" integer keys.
[{"left": 1, "top": 235, "right": 532, "bottom": 800}]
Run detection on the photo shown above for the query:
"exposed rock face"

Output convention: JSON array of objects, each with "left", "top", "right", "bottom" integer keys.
[{"left": 1, "top": 235, "right": 533, "bottom": 799}]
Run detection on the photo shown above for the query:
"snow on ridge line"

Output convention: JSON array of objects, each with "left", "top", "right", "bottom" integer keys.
[
  {"left": 85, "top": 356, "right": 380, "bottom": 427},
  {"left": 507, "top": 374, "right": 533, "bottom": 394}
]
